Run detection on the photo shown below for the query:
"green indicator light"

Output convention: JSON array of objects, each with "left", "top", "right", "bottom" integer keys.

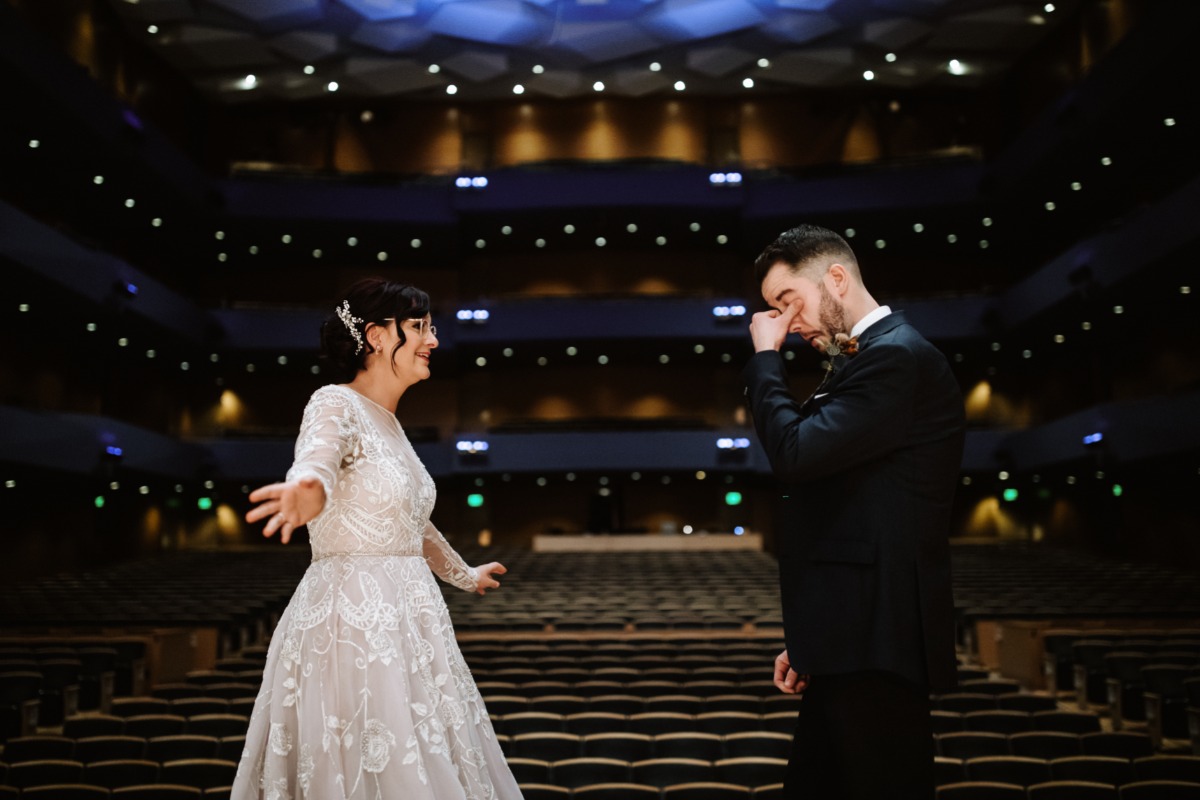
[
  {"left": 725, "top": 491, "right": 743, "bottom": 506},
  {"left": 1002, "top": 488, "right": 1019, "bottom": 502},
  {"left": 94, "top": 496, "right": 105, "bottom": 509},
  {"left": 197, "top": 497, "right": 213, "bottom": 510},
  {"left": 467, "top": 493, "right": 484, "bottom": 508},
  {"left": 1111, "top": 484, "right": 1123, "bottom": 497}
]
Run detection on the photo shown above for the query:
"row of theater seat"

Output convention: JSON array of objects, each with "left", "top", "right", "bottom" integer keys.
[{"left": 934, "top": 755, "right": 1200, "bottom": 788}]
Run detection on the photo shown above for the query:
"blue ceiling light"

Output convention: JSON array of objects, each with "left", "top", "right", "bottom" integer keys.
[
  {"left": 642, "top": 0, "right": 767, "bottom": 41},
  {"left": 426, "top": 0, "right": 549, "bottom": 46},
  {"left": 337, "top": 0, "right": 420, "bottom": 23}
]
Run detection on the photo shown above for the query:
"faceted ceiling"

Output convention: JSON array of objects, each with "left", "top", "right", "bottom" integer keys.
[{"left": 108, "top": 0, "right": 1078, "bottom": 101}]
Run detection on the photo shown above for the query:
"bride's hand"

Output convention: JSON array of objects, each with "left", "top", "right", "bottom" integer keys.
[
  {"left": 473, "top": 562, "right": 507, "bottom": 596},
  {"left": 773, "top": 649, "right": 809, "bottom": 695},
  {"left": 246, "top": 477, "right": 326, "bottom": 544}
]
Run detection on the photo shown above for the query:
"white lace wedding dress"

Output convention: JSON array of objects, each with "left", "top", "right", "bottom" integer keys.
[{"left": 232, "top": 384, "right": 523, "bottom": 800}]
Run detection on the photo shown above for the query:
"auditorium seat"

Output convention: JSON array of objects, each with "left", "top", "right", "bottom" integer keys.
[
  {"left": 550, "top": 757, "right": 630, "bottom": 788},
  {"left": 517, "top": 783, "right": 570, "bottom": 800},
  {"left": 998, "top": 694, "right": 1059, "bottom": 713},
  {"left": 1050, "top": 756, "right": 1136, "bottom": 786},
  {"left": 7, "top": 759, "right": 85, "bottom": 788},
  {"left": 662, "top": 781, "right": 751, "bottom": 800},
  {"left": 83, "top": 758, "right": 159, "bottom": 788},
  {"left": 1034, "top": 711, "right": 1104, "bottom": 734},
  {"left": 74, "top": 736, "right": 147, "bottom": 763},
  {"left": 714, "top": 757, "right": 787, "bottom": 788},
  {"left": 936, "top": 756, "right": 967, "bottom": 787},
  {"left": 158, "top": 759, "right": 237, "bottom": 790},
  {"left": 125, "top": 715, "right": 187, "bottom": 739},
  {"left": 185, "top": 714, "right": 247, "bottom": 739},
  {"left": 581, "top": 733, "right": 654, "bottom": 761},
  {"left": 631, "top": 757, "right": 716, "bottom": 787},
  {"left": 1026, "top": 780, "right": 1120, "bottom": 800},
  {"left": 654, "top": 732, "right": 724, "bottom": 761},
  {"left": 147, "top": 736, "right": 220, "bottom": 763},
  {"left": 504, "top": 757, "right": 550, "bottom": 784},
  {"left": 2, "top": 735, "right": 75, "bottom": 762},
  {"left": 722, "top": 732, "right": 791, "bottom": 760},
  {"left": 504, "top": 712, "right": 564, "bottom": 736},
  {"left": 20, "top": 785, "right": 110, "bottom": 800},
  {"left": 936, "top": 782, "right": 1026, "bottom": 800},
  {"left": 704, "top": 695, "right": 761, "bottom": 715},
  {"left": 112, "top": 698, "right": 171, "bottom": 718},
  {"left": 1081, "top": 732, "right": 1156, "bottom": 760},
  {"left": 1118, "top": 781, "right": 1200, "bottom": 799},
  {"left": 1010, "top": 732, "right": 1083, "bottom": 759},
  {"left": 64, "top": 716, "right": 125, "bottom": 739},
  {"left": 571, "top": 782, "right": 660, "bottom": 800},
  {"left": 964, "top": 711, "right": 1035, "bottom": 735},
  {"left": 697, "top": 712, "right": 759, "bottom": 736},
  {"left": 111, "top": 784, "right": 203, "bottom": 799},
  {"left": 629, "top": 713, "right": 695, "bottom": 736},
  {"left": 939, "top": 733, "right": 1011, "bottom": 760},
  {"left": 565, "top": 712, "right": 628, "bottom": 735},
  {"left": 941, "top": 694, "right": 1001, "bottom": 714},
  {"left": 1133, "top": 756, "right": 1200, "bottom": 783},
  {"left": 512, "top": 732, "right": 581, "bottom": 761},
  {"left": 965, "top": 755, "right": 1053, "bottom": 787}
]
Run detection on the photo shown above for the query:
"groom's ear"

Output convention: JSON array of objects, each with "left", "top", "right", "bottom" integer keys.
[{"left": 825, "top": 263, "right": 851, "bottom": 296}]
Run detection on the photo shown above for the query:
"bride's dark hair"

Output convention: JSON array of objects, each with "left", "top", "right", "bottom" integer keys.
[{"left": 320, "top": 278, "right": 430, "bottom": 383}]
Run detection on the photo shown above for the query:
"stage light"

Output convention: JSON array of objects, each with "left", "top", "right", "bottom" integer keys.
[
  {"left": 456, "top": 309, "right": 490, "bottom": 322},
  {"left": 501, "top": 226, "right": 513, "bottom": 235},
  {"left": 1003, "top": 488, "right": 1019, "bottom": 502},
  {"left": 347, "top": 236, "right": 357, "bottom": 246},
  {"left": 105, "top": 446, "right": 123, "bottom": 457},
  {"left": 948, "top": 59, "right": 966, "bottom": 76},
  {"left": 93, "top": 175, "right": 105, "bottom": 185},
  {"left": 712, "top": 305, "right": 747, "bottom": 318},
  {"left": 626, "top": 223, "right": 638, "bottom": 233},
  {"left": 709, "top": 172, "right": 742, "bottom": 186},
  {"left": 716, "top": 438, "right": 751, "bottom": 450},
  {"left": 249, "top": 245, "right": 259, "bottom": 254},
  {"left": 455, "top": 176, "right": 488, "bottom": 188},
  {"left": 885, "top": 53, "right": 897, "bottom": 63},
  {"left": 913, "top": 223, "right": 924, "bottom": 232},
  {"left": 240, "top": 75, "right": 257, "bottom": 90},
  {"left": 1112, "top": 484, "right": 1123, "bottom": 497},
  {"left": 475, "top": 356, "right": 486, "bottom": 366},
  {"left": 513, "top": 84, "right": 524, "bottom": 95},
  {"left": 564, "top": 224, "right": 575, "bottom": 234},
  {"left": 1082, "top": 432, "right": 1104, "bottom": 445},
  {"left": 124, "top": 198, "right": 136, "bottom": 208},
  {"left": 215, "top": 231, "right": 225, "bottom": 240},
  {"left": 674, "top": 80, "right": 685, "bottom": 91},
  {"left": 844, "top": 228, "right": 856, "bottom": 238},
  {"left": 947, "top": 234, "right": 958, "bottom": 243},
  {"left": 281, "top": 234, "right": 292, "bottom": 243},
  {"left": 982, "top": 217, "right": 993, "bottom": 226},
  {"left": 1101, "top": 156, "right": 1112, "bottom": 166},
  {"left": 456, "top": 441, "right": 489, "bottom": 454},
  {"left": 151, "top": 218, "right": 162, "bottom": 227},
  {"left": 475, "top": 239, "right": 486, "bottom": 249},
  {"left": 595, "top": 237, "right": 606, "bottom": 247},
  {"left": 659, "top": 355, "right": 669, "bottom": 364},
  {"left": 725, "top": 491, "right": 743, "bottom": 506},
  {"left": 593, "top": 81, "right": 605, "bottom": 91},
  {"left": 535, "top": 238, "right": 546, "bottom": 248},
  {"left": 312, "top": 249, "right": 322, "bottom": 258},
  {"left": 376, "top": 251, "right": 387, "bottom": 261},
  {"left": 683, "top": 525, "right": 693, "bottom": 534},
  {"left": 411, "top": 239, "right": 421, "bottom": 248},
  {"left": 656, "top": 236, "right": 667, "bottom": 245},
  {"left": 446, "top": 84, "right": 457, "bottom": 95},
  {"left": 649, "top": 62, "right": 662, "bottom": 72},
  {"left": 566, "top": 346, "right": 577, "bottom": 356},
  {"left": 326, "top": 81, "right": 339, "bottom": 92},
  {"left": 757, "top": 58, "right": 769, "bottom": 68},
  {"left": 690, "top": 222, "right": 701, "bottom": 231},
  {"left": 139, "top": 486, "right": 150, "bottom": 495},
  {"left": 304, "top": 65, "right": 315, "bottom": 75},
  {"left": 980, "top": 240, "right": 989, "bottom": 249},
  {"left": 429, "top": 64, "right": 440, "bottom": 74},
  {"left": 875, "top": 239, "right": 886, "bottom": 249},
  {"left": 198, "top": 497, "right": 213, "bottom": 510},
  {"left": 95, "top": 496, "right": 106, "bottom": 508},
  {"left": 532, "top": 65, "right": 544, "bottom": 74},
  {"left": 863, "top": 70, "right": 874, "bottom": 81},
  {"left": 28, "top": 140, "right": 39, "bottom": 148},
  {"left": 742, "top": 78, "right": 754, "bottom": 88}
]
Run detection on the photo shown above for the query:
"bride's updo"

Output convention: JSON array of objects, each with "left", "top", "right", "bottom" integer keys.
[{"left": 320, "top": 278, "right": 431, "bottom": 383}]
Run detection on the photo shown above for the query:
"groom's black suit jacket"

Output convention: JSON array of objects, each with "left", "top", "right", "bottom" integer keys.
[{"left": 743, "top": 311, "right": 964, "bottom": 691}]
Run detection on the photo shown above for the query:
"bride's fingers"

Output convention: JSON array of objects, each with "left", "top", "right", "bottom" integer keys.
[
  {"left": 245, "top": 500, "right": 281, "bottom": 523},
  {"left": 248, "top": 483, "right": 284, "bottom": 503}
]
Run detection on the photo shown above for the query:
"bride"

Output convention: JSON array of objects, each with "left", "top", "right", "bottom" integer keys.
[{"left": 232, "top": 278, "right": 522, "bottom": 800}]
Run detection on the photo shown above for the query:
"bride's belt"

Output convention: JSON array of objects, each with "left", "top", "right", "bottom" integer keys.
[{"left": 311, "top": 552, "right": 423, "bottom": 562}]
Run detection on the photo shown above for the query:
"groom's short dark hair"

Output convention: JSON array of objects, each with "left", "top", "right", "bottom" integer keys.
[{"left": 754, "top": 224, "right": 860, "bottom": 285}]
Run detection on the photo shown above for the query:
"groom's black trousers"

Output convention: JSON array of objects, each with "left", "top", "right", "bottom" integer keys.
[{"left": 782, "top": 670, "right": 934, "bottom": 800}]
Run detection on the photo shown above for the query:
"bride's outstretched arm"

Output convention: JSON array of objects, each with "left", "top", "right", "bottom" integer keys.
[{"left": 422, "top": 522, "right": 506, "bottom": 595}]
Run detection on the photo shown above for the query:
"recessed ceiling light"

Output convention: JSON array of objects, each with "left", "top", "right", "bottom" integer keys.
[
  {"left": 513, "top": 84, "right": 524, "bottom": 95},
  {"left": 742, "top": 78, "right": 754, "bottom": 88},
  {"left": 863, "top": 70, "right": 875, "bottom": 81},
  {"left": 649, "top": 62, "right": 661, "bottom": 72},
  {"left": 446, "top": 84, "right": 457, "bottom": 95},
  {"left": 428, "top": 64, "right": 440, "bottom": 74},
  {"left": 674, "top": 80, "right": 686, "bottom": 91},
  {"left": 593, "top": 81, "right": 605, "bottom": 91},
  {"left": 885, "top": 53, "right": 897, "bottom": 63},
  {"left": 532, "top": 64, "right": 544, "bottom": 74},
  {"left": 948, "top": 59, "right": 966, "bottom": 76},
  {"left": 304, "top": 65, "right": 315, "bottom": 75},
  {"left": 757, "top": 58, "right": 770, "bottom": 68},
  {"left": 326, "top": 81, "right": 339, "bottom": 92}
]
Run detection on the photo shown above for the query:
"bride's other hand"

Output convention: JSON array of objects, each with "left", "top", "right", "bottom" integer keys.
[
  {"left": 246, "top": 477, "right": 326, "bottom": 544},
  {"left": 473, "top": 562, "right": 507, "bottom": 595}
]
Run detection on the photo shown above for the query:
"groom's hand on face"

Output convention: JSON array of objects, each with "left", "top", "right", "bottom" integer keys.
[
  {"left": 750, "top": 302, "right": 801, "bottom": 353},
  {"left": 773, "top": 649, "right": 809, "bottom": 695}
]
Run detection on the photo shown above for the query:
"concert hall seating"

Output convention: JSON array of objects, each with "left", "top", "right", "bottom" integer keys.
[{"left": 3, "top": 544, "right": 1200, "bottom": 797}]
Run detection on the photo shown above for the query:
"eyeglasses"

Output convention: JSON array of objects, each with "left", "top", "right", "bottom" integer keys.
[{"left": 384, "top": 317, "right": 437, "bottom": 338}]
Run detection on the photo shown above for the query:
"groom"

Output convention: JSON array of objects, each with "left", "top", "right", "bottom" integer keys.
[{"left": 743, "top": 225, "right": 964, "bottom": 799}]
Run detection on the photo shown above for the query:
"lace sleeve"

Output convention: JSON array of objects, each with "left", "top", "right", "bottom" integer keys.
[
  {"left": 285, "top": 387, "right": 356, "bottom": 503},
  {"left": 422, "top": 521, "right": 479, "bottom": 593}
]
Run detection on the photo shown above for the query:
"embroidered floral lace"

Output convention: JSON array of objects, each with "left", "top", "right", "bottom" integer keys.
[{"left": 231, "top": 385, "right": 522, "bottom": 800}]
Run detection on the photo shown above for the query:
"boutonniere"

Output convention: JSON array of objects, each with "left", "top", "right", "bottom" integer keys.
[{"left": 822, "top": 333, "right": 859, "bottom": 359}]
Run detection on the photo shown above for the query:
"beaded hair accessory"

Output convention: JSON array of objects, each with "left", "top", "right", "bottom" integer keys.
[{"left": 336, "top": 300, "right": 365, "bottom": 354}]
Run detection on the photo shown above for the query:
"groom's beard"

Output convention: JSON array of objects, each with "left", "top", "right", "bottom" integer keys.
[{"left": 817, "top": 284, "right": 848, "bottom": 342}]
